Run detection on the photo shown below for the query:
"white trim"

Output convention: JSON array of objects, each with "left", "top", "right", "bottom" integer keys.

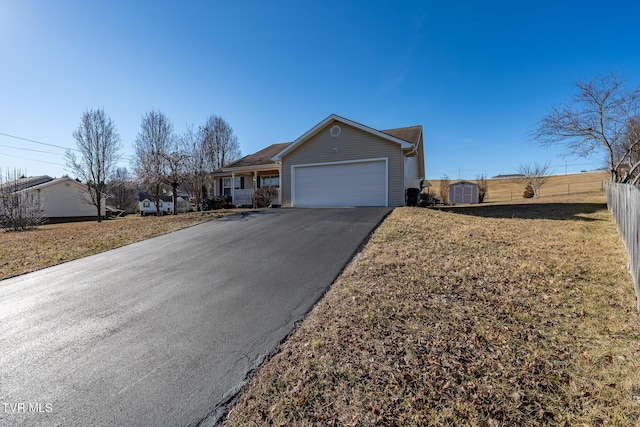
[
  {"left": 221, "top": 164, "right": 281, "bottom": 172},
  {"left": 272, "top": 114, "right": 412, "bottom": 161},
  {"left": 291, "top": 157, "right": 388, "bottom": 207}
]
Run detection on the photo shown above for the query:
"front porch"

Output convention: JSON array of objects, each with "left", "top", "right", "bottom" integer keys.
[
  {"left": 231, "top": 188, "right": 281, "bottom": 206},
  {"left": 214, "top": 169, "right": 281, "bottom": 207},
  {"left": 211, "top": 142, "right": 288, "bottom": 207}
]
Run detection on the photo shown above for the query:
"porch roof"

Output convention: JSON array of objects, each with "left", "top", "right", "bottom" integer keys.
[{"left": 222, "top": 142, "right": 290, "bottom": 171}]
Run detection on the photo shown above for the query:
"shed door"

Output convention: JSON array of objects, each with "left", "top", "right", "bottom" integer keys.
[
  {"left": 292, "top": 159, "right": 387, "bottom": 207},
  {"left": 462, "top": 185, "right": 473, "bottom": 203},
  {"left": 451, "top": 184, "right": 476, "bottom": 203}
]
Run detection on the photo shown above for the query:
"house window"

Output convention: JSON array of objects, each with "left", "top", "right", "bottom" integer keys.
[
  {"left": 143, "top": 201, "right": 150, "bottom": 208},
  {"left": 223, "top": 177, "right": 241, "bottom": 196},
  {"left": 260, "top": 175, "right": 279, "bottom": 188}
]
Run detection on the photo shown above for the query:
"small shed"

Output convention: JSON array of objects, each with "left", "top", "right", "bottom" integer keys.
[{"left": 448, "top": 180, "right": 479, "bottom": 204}]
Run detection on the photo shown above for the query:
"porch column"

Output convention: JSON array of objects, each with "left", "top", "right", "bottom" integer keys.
[
  {"left": 253, "top": 171, "right": 258, "bottom": 208},
  {"left": 231, "top": 172, "right": 235, "bottom": 204}
]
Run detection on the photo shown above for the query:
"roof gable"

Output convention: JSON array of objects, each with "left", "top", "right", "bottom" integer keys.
[
  {"left": 450, "top": 180, "right": 479, "bottom": 187},
  {"left": 16, "top": 177, "right": 84, "bottom": 193},
  {"left": 271, "top": 114, "right": 414, "bottom": 161}
]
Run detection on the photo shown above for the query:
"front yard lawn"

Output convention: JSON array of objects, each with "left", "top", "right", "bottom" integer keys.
[
  {"left": 222, "top": 194, "right": 640, "bottom": 426},
  {"left": 0, "top": 211, "right": 234, "bottom": 280}
]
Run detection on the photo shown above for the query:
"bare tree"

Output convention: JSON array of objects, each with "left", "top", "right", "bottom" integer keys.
[
  {"left": 107, "top": 167, "right": 137, "bottom": 213},
  {"left": 518, "top": 162, "right": 550, "bottom": 198},
  {"left": 531, "top": 73, "right": 640, "bottom": 183},
  {"left": 476, "top": 173, "right": 489, "bottom": 203},
  {"left": 65, "top": 108, "right": 122, "bottom": 222},
  {"left": 620, "top": 117, "right": 640, "bottom": 185},
  {"left": 0, "top": 169, "right": 46, "bottom": 231},
  {"left": 162, "top": 147, "right": 188, "bottom": 215},
  {"left": 439, "top": 174, "right": 451, "bottom": 204},
  {"left": 133, "top": 111, "right": 174, "bottom": 216},
  {"left": 180, "top": 125, "right": 208, "bottom": 211},
  {"left": 202, "top": 115, "right": 241, "bottom": 170}
]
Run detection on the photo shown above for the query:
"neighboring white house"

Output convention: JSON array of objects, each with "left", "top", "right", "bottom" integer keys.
[
  {"left": 1, "top": 176, "right": 106, "bottom": 221},
  {"left": 138, "top": 193, "right": 189, "bottom": 216}
]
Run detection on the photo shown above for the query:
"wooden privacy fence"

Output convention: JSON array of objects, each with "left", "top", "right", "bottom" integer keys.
[{"left": 606, "top": 183, "right": 640, "bottom": 310}]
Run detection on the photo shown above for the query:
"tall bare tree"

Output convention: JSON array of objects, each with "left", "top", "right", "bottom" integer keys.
[
  {"left": 133, "top": 111, "right": 174, "bottom": 216},
  {"left": 476, "top": 173, "right": 489, "bottom": 203},
  {"left": 202, "top": 115, "right": 241, "bottom": 170},
  {"left": 107, "top": 167, "right": 137, "bottom": 212},
  {"left": 439, "top": 174, "right": 451, "bottom": 204},
  {"left": 162, "top": 147, "right": 188, "bottom": 215},
  {"left": 620, "top": 117, "right": 640, "bottom": 184},
  {"left": 180, "top": 125, "right": 208, "bottom": 211},
  {"left": 531, "top": 73, "right": 640, "bottom": 183},
  {"left": 518, "top": 162, "right": 550, "bottom": 198},
  {"left": 65, "top": 108, "right": 122, "bottom": 222}
]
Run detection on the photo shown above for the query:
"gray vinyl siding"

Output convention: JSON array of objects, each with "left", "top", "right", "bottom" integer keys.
[{"left": 281, "top": 121, "right": 405, "bottom": 207}]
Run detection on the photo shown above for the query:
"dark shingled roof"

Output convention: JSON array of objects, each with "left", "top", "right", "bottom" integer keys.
[
  {"left": 138, "top": 192, "right": 174, "bottom": 202},
  {"left": 0, "top": 175, "right": 53, "bottom": 192},
  {"left": 221, "top": 124, "right": 421, "bottom": 170},
  {"left": 223, "top": 142, "right": 290, "bottom": 169},
  {"left": 381, "top": 125, "right": 422, "bottom": 145}
]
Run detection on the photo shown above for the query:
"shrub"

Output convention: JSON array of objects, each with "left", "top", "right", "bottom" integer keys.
[
  {"left": 253, "top": 186, "right": 278, "bottom": 208},
  {"left": 417, "top": 192, "right": 440, "bottom": 207},
  {"left": 523, "top": 184, "right": 535, "bottom": 198},
  {"left": 202, "top": 195, "right": 232, "bottom": 210},
  {"left": 0, "top": 169, "right": 47, "bottom": 231}
]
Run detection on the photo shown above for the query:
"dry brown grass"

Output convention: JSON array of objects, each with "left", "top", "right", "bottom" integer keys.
[
  {"left": 429, "top": 171, "right": 609, "bottom": 203},
  {"left": 223, "top": 192, "right": 640, "bottom": 426},
  {"left": 0, "top": 211, "right": 236, "bottom": 280}
]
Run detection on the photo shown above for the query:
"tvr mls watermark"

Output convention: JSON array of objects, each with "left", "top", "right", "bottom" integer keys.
[{"left": 3, "top": 402, "right": 53, "bottom": 413}]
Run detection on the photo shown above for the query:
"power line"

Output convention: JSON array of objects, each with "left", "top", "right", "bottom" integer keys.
[
  {"left": 0, "top": 152, "right": 66, "bottom": 167},
  {"left": 0, "top": 132, "right": 79, "bottom": 152},
  {"left": 0, "top": 143, "right": 63, "bottom": 156}
]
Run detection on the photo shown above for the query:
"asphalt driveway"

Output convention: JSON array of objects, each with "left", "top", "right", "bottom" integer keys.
[{"left": 0, "top": 207, "right": 390, "bottom": 426}]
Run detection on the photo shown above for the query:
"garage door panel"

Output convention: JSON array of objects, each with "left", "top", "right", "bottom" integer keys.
[{"left": 293, "top": 160, "right": 387, "bottom": 207}]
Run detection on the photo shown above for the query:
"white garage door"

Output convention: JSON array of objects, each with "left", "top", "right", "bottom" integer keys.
[{"left": 292, "top": 159, "right": 387, "bottom": 207}]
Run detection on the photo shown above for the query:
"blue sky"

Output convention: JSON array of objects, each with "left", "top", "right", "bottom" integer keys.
[{"left": 1, "top": 0, "right": 639, "bottom": 180}]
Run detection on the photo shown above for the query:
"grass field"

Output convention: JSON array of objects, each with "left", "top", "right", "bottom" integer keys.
[
  {"left": 222, "top": 191, "right": 640, "bottom": 426},
  {"left": 428, "top": 170, "right": 609, "bottom": 203}
]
